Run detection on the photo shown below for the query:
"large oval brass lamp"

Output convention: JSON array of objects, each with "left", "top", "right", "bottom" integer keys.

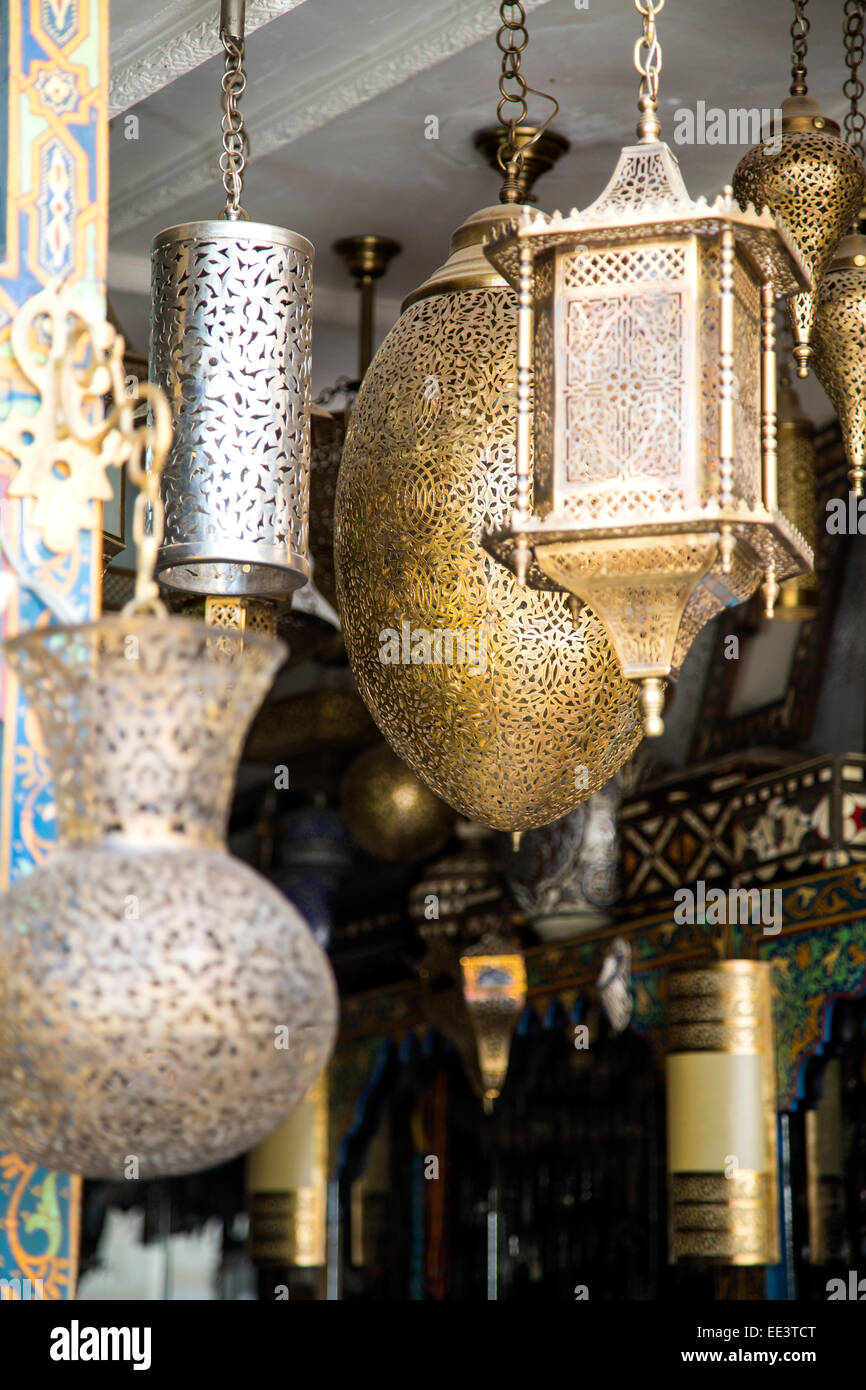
[
  {"left": 335, "top": 141, "right": 642, "bottom": 832},
  {"left": 666, "top": 962, "right": 779, "bottom": 1266}
]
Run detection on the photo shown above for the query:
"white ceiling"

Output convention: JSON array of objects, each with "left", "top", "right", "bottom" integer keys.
[{"left": 108, "top": 0, "right": 847, "bottom": 415}]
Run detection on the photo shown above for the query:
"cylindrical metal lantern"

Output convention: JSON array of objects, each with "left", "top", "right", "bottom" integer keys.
[
  {"left": 666, "top": 961, "right": 779, "bottom": 1266},
  {"left": 150, "top": 219, "right": 313, "bottom": 597},
  {"left": 247, "top": 1073, "right": 330, "bottom": 1267}
]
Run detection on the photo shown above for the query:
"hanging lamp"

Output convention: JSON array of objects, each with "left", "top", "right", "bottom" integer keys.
[
  {"left": 150, "top": 0, "right": 313, "bottom": 601},
  {"left": 483, "top": 0, "right": 813, "bottom": 737},
  {"left": 334, "top": 2, "right": 642, "bottom": 832},
  {"left": 733, "top": 0, "right": 865, "bottom": 379},
  {"left": 813, "top": 1, "right": 866, "bottom": 497},
  {"left": 0, "top": 305, "right": 337, "bottom": 1178},
  {"left": 339, "top": 742, "right": 456, "bottom": 862},
  {"left": 666, "top": 962, "right": 779, "bottom": 1265}
]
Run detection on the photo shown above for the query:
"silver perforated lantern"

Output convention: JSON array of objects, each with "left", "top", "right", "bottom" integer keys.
[{"left": 150, "top": 219, "right": 313, "bottom": 598}]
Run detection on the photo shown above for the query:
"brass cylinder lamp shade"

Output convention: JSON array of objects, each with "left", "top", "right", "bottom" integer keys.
[
  {"left": 774, "top": 366, "right": 818, "bottom": 619},
  {"left": 247, "top": 1073, "right": 329, "bottom": 1267},
  {"left": 733, "top": 97, "right": 866, "bottom": 380},
  {"left": 150, "top": 219, "right": 313, "bottom": 597},
  {"left": 666, "top": 961, "right": 779, "bottom": 1266},
  {"left": 483, "top": 147, "right": 814, "bottom": 737}
]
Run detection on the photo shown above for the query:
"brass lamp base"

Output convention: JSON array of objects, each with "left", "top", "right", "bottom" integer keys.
[
  {"left": 333, "top": 234, "right": 402, "bottom": 284},
  {"left": 473, "top": 126, "right": 570, "bottom": 204}
]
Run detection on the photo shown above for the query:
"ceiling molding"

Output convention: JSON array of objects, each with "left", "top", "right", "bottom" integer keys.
[
  {"left": 109, "top": 0, "right": 310, "bottom": 118},
  {"left": 110, "top": 0, "right": 553, "bottom": 234}
]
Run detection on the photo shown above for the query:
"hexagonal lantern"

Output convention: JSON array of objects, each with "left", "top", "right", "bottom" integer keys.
[{"left": 483, "top": 141, "right": 814, "bottom": 736}]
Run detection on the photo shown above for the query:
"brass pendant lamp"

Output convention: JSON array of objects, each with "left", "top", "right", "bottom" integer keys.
[
  {"left": 733, "top": 0, "right": 866, "bottom": 380},
  {"left": 339, "top": 742, "right": 457, "bottom": 863},
  {"left": 334, "top": 2, "right": 642, "bottom": 833},
  {"left": 813, "top": 1, "right": 866, "bottom": 497},
  {"left": 150, "top": 0, "right": 313, "bottom": 603},
  {"left": 483, "top": 0, "right": 813, "bottom": 738}
]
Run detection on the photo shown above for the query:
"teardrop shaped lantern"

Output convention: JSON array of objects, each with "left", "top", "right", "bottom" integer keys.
[
  {"left": 0, "top": 336, "right": 337, "bottom": 1179},
  {"left": 150, "top": 2, "right": 313, "bottom": 599},
  {"left": 733, "top": 88, "right": 865, "bottom": 376},
  {"left": 813, "top": 232, "right": 866, "bottom": 497},
  {"left": 483, "top": 0, "right": 814, "bottom": 737},
  {"left": 810, "top": 0, "right": 866, "bottom": 501}
]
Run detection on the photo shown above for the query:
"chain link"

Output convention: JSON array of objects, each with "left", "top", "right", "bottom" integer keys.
[
  {"left": 844, "top": 0, "right": 866, "bottom": 160},
  {"left": 634, "top": 0, "right": 664, "bottom": 142},
  {"left": 493, "top": 0, "right": 559, "bottom": 196},
  {"left": 219, "top": 32, "right": 249, "bottom": 220},
  {"left": 790, "top": 0, "right": 810, "bottom": 97},
  {"left": 496, "top": 2, "right": 530, "bottom": 165}
]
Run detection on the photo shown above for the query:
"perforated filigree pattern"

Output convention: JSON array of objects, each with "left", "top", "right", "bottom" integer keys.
[
  {"left": 5, "top": 616, "right": 282, "bottom": 848},
  {"left": 733, "top": 132, "right": 865, "bottom": 362},
  {"left": 584, "top": 146, "right": 691, "bottom": 219},
  {"left": 563, "top": 242, "right": 686, "bottom": 289},
  {"left": 813, "top": 264, "right": 866, "bottom": 486},
  {"left": 536, "top": 537, "right": 717, "bottom": 673},
  {"left": 0, "top": 614, "right": 336, "bottom": 1178},
  {"left": 150, "top": 222, "right": 312, "bottom": 597},
  {"left": 0, "top": 848, "right": 337, "bottom": 1177},
  {"left": 732, "top": 257, "right": 762, "bottom": 508},
  {"left": 334, "top": 286, "right": 642, "bottom": 832}
]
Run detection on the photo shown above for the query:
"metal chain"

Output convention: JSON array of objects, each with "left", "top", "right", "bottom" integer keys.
[
  {"left": 844, "top": 0, "right": 866, "bottom": 159},
  {"left": 790, "top": 0, "right": 809, "bottom": 96},
  {"left": 219, "top": 32, "right": 249, "bottom": 220},
  {"left": 496, "top": 1, "right": 531, "bottom": 166},
  {"left": 634, "top": 0, "right": 665, "bottom": 143},
  {"left": 493, "top": 0, "right": 559, "bottom": 198}
]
